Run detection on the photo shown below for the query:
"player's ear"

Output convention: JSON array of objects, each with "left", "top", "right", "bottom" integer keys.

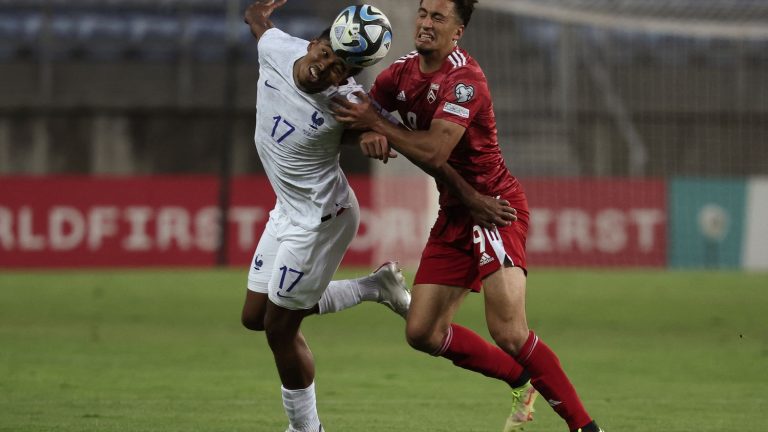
[{"left": 453, "top": 25, "right": 464, "bottom": 43}]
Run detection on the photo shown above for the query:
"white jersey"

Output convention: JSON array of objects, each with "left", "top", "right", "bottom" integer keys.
[{"left": 254, "top": 28, "right": 361, "bottom": 231}]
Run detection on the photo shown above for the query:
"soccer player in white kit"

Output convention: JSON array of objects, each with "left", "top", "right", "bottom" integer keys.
[{"left": 240, "top": 2, "right": 410, "bottom": 431}]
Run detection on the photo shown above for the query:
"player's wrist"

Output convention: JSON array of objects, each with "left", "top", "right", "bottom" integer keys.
[
  {"left": 370, "top": 115, "right": 388, "bottom": 135},
  {"left": 459, "top": 186, "right": 482, "bottom": 206}
]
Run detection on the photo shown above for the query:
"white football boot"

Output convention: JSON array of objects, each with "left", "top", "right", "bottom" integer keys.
[
  {"left": 369, "top": 261, "right": 411, "bottom": 318},
  {"left": 502, "top": 380, "right": 538, "bottom": 431}
]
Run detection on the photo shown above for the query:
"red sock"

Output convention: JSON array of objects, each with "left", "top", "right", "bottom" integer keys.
[
  {"left": 516, "top": 331, "right": 592, "bottom": 430},
  {"left": 434, "top": 324, "right": 528, "bottom": 388}
]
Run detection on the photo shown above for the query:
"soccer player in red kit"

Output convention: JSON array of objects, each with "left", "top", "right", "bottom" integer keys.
[{"left": 332, "top": 1, "right": 604, "bottom": 431}]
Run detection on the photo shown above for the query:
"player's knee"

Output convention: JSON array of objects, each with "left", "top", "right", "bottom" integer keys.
[
  {"left": 489, "top": 326, "right": 528, "bottom": 356},
  {"left": 241, "top": 291, "right": 268, "bottom": 331},
  {"left": 241, "top": 313, "right": 265, "bottom": 331},
  {"left": 405, "top": 323, "right": 442, "bottom": 354}
]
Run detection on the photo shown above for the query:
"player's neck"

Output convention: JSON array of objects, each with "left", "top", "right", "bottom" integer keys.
[{"left": 418, "top": 47, "right": 452, "bottom": 74}]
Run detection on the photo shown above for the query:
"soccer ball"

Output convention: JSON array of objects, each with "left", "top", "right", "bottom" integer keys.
[{"left": 330, "top": 4, "right": 393, "bottom": 67}]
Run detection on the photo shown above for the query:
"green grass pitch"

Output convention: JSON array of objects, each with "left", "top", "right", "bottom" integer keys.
[{"left": 1, "top": 268, "right": 766, "bottom": 431}]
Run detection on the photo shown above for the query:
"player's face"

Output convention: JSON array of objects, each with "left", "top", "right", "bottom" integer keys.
[
  {"left": 415, "top": 0, "right": 464, "bottom": 55},
  {"left": 295, "top": 39, "right": 351, "bottom": 94}
]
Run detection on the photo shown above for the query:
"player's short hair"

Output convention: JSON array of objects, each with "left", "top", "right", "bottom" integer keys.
[
  {"left": 316, "top": 27, "right": 363, "bottom": 77},
  {"left": 422, "top": 0, "right": 477, "bottom": 26}
]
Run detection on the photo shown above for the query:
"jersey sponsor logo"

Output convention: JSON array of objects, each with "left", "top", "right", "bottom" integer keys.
[
  {"left": 310, "top": 111, "right": 325, "bottom": 130},
  {"left": 264, "top": 80, "right": 280, "bottom": 91},
  {"left": 479, "top": 251, "right": 495, "bottom": 266},
  {"left": 427, "top": 83, "right": 439, "bottom": 104},
  {"left": 396, "top": 90, "right": 407, "bottom": 101},
  {"left": 454, "top": 83, "right": 474, "bottom": 103},
  {"left": 443, "top": 102, "right": 470, "bottom": 118},
  {"left": 253, "top": 254, "right": 264, "bottom": 271}
]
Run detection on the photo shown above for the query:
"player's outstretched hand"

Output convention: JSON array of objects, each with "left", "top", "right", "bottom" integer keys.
[
  {"left": 332, "top": 91, "right": 381, "bottom": 130},
  {"left": 359, "top": 131, "right": 397, "bottom": 164},
  {"left": 244, "top": 0, "right": 287, "bottom": 26},
  {"left": 468, "top": 195, "right": 517, "bottom": 229}
]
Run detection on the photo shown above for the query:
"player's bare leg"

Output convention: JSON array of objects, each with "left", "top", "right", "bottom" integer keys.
[
  {"left": 241, "top": 291, "right": 269, "bottom": 331},
  {"left": 482, "top": 266, "right": 530, "bottom": 355},
  {"left": 405, "top": 284, "right": 467, "bottom": 352},
  {"left": 264, "top": 302, "right": 323, "bottom": 432},
  {"left": 405, "top": 283, "right": 530, "bottom": 387},
  {"left": 242, "top": 291, "right": 321, "bottom": 332},
  {"left": 484, "top": 266, "right": 599, "bottom": 432},
  {"left": 481, "top": 266, "right": 537, "bottom": 430}
]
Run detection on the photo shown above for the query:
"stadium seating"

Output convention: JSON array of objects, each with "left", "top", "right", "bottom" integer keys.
[
  {"left": 0, "top": 10, "right": 41, "bottom": 61},
  {"left": 0, "top": 0, "right": 319, "bottom": 63},
  {"left": 126, "top": 12, "right": 182, "bottom": 61},
  {"left": 1, "top": 0, "right": 766, "bottom": 66}
]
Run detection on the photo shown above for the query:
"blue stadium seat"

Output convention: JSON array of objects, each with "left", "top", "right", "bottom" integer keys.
[
  {"left": 0, "top": 10, "right": 42, "bottom": 60},
  {"left": 0, "top": 3, "right": 369, "bottom": 64},
  {"left": 127, "top": 13, "right": 182, "bottom": 61},
  {"left": 0, "top": 13, "right": 22, "bottom": 60},
  {"left": 48, "top": 12, "right": 81, "bottom": 60},
  {"left": 75, "top": 12, "right": 131, "bottom": 61},
  {"left": 183, "top": 13, "right": 229, "bottom": 62},
  {"left": 276, "top": 15, "right": 328, "bottom": 42}
]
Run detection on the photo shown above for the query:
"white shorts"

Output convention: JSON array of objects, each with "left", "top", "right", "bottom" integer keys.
[{"left": 247, "top": 194, "right": 360, "bottom": 310}]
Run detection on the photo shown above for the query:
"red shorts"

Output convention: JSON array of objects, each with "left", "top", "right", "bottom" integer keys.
[{"left": 413, "top": 187, "right": 529, "bottom": 292}]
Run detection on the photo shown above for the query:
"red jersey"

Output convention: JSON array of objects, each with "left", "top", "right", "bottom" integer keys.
[{"left": 369, "top": 47, "right": 519, "bottom": 208}]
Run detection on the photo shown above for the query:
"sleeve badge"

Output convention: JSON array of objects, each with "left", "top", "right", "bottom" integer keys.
[{"left": 454, "top": 83, "right": 474, "bottom": 103}]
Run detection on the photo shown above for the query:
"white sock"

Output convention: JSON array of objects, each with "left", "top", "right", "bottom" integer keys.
[
  {"left": 282, "top": 382, "right": 321, "bottom": 432},
  {"left": 316, "top": 277, "right": 380, "bottom": 315}
]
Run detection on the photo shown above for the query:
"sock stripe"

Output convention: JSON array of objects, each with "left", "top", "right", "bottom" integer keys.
[
  {"left": 431, "top": 325, "right": 454, "bottom": 356},
  {"left": 518, "top": 332, "right": 539, "bottom": 364}
]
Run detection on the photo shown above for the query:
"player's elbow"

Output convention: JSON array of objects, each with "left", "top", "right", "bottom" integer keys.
[
  {"left": 426, "top": 157, "right": 454, "bottom": 177},
  {"left": 421, "top": 152, "right": 449, "bottom": 173}
]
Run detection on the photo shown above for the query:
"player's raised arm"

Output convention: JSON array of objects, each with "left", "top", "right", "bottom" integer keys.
[
  {"left": 333, "top": 91, "right": 457, "bottom": 171},
  {"left": 333, "top": 93, "right": 515, "bottom": 228},
  {"left": 244, "top": 0, "right": 287, "bottom": 41}
]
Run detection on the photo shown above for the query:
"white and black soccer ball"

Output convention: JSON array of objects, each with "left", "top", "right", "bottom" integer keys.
[{"left": 330, "top": 4, "right": 392, "bottom": 67}]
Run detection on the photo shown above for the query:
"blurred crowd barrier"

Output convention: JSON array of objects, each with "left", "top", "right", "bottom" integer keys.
[{"left": 2, "top": 175, "right": 767, "bottom": 270}]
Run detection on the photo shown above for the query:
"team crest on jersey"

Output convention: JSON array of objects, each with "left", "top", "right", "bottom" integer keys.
[
  {"left": 427, "top": 83, "right": 440, "bottom": 104},
  {"left": 310, "top": 111, "right": 325, "bottom": 130},
  {"left": 454, "top": 83, "right": 474, "bottom": 103},
  {"left": 253, "top": 254, "right": 264, "bottom": 271}
]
